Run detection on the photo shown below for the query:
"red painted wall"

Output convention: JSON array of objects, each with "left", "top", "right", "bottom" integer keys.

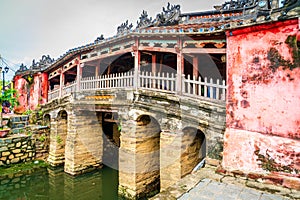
[
  {"left": 13, "top": 75, "right": 28, "bottom": 114},
  {"left": 13, "top": 72, "right": 49, "bottom": 113},
  {"left": 223, "top": 18, "right": 300, "bottom": 180}
]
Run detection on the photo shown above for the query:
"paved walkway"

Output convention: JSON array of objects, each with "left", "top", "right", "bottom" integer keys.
[
  {"left": 178, "top": 178, "right": 290, "bottom": 200},
  {"left": 150, "top": 165, "right": 299, "bottom": 200}
]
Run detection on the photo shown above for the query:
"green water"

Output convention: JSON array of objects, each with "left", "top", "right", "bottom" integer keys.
[{"left": 0, "top": 166, "right": 119, "bottom": 200}]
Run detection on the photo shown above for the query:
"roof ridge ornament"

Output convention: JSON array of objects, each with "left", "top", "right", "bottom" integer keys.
[
  {"left": 136, "top": 10, "right": 153, "bottom": 29},
  {"left": 216, "top": 0, "right": 299, "bottom": 11},
  {"left": 117, "top": 20, "right": 133, "bottom": 35},
  {"left": 135, "top": 2, "right": 181, "bottom": 29},
  {"left": 31, "top": 55, "right": 55, "bottom": 70},
  {"left": 94, "top": 34, "right": 104, "bottom": 43},
  {"left": 16, "top": 63, "right": 28, "bottom": 73},
  {"left": 153, "top": 2, "right": 181, "bottom": 27}
]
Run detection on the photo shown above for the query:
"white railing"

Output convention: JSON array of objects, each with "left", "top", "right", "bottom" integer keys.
[
  {"left": 139, "top": 71, "right": 176, "bottom": 93},
  {"left": 48, "top": 89, "right": 59, "bottom": 101},
  {"left": 80, "top": 71, "right": 134, "bottom": 91},
  {"left": 62, "top": 81, "right": 77, "bottom": 97},
  {"left": 48, "top": 71, "right": 226, "bottom": 101},
  {"left": 182, "top": 75, "right": 226, "bottom": 100}
]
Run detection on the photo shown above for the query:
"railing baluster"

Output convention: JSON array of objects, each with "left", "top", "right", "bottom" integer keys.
[
  {"left": 204, "top": 77, "right": 207, "bottom": 98},
  {"left": 198, "top": 76, "right": 201, "bottom": 97},
  {"left": 166, "top": 73, "right": 169, "bottom": 91},
  {"left": 161, "top": 72, "right": 165, "bottom": 90},
  {"left": 187, "top": 74, "right": 191, "bottom": 94},
  {"left": 209, "top": 78, "right": 213, "bottom": 99},
  {"left": 222, "top": 80, "right": 226, "bottom": 100},
  {"left": 216, "top": 79, "right": 220, "bottom": 100},
  {"left": 193, "top": 75, "right": 196, "bottom": 95}
]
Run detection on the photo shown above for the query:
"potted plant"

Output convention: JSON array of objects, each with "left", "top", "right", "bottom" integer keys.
[{"left": 0, "top": 88, "right": 19, "bottom": 138}]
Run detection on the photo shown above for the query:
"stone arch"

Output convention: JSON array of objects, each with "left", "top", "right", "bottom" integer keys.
[
  {"left": 102, "top": 111, "right": 120, "bottom": 170},
  {"left": 181, "top": 127, "right": 206, "bottom": 177},
  {"left": 43, "top": 113, "right": 51, "bottom": 127}
]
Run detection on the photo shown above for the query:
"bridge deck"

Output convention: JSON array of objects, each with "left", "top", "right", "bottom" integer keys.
[{"left": 48, "top": 71, "right": 226, "bottom": 102}]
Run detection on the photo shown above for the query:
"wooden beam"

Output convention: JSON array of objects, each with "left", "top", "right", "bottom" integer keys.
[
  {"left": 139, "top": 46, "right": 177, "bottom": 54},
  {"left": 64, "top": 71, "right": 77, "bottom": 75},
  {"left": 81, "top": 48, "right": 132, "bottom": 63},
  {"left": 182, "top": 48, "right": 226, "bottom": 54}
]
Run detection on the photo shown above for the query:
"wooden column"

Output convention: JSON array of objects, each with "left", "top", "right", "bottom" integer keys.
[
  {"left": 76, "top": 63, "right": 83, "bottom": 92},
  {"left": 133, "top": 39, "right": 140, "bottom": 89},
  {"left": 176, "top": 39, "right": 184, "bottom": 94},
  {"left": 193, "top": 56, "right": 198, "bottom": 78},
  {"left": 152, "top": 54, "right": 156, "bottom": 88},
  {"left": 152, "top": 54, "right": 156, "bottom": 74},
  {"left": 59, "top": 68, "right": 64, "bottom": 98},
  {"left": 95, "top": 60, "right": 101, "bottom": 78}
]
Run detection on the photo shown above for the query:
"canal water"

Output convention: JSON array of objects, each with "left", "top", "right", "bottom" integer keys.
[{"left": 0, "top": 165, "right": 119, "bottom": 200}]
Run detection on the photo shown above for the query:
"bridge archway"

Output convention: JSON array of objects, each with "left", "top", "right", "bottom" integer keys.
[
  {"left": 102, "top": 112, "right": 120, "bottom": 170},
  {"left": 181, "top": 127, "right": 206, "bottom": 177},
  {"left": 43, "top": 113, "right": 51, "bottom": 127}
]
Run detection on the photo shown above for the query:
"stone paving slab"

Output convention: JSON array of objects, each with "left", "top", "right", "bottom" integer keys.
[
  {"left": 150, "top": 165, "right": 299, "bottom": 200},
  {"left": 178, "top": 179, "right": 290, "bottom": 200}
]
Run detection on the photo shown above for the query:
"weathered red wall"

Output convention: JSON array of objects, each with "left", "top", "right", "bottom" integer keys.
[
  {"left": 223, "top": 18, "right": 300, "bottom": 180},
  {"left": 13, "top": 75, "right": 28, "bottom": 114},
  {"left": 13, "top": 72, "right": 49, "bottom": 113}
]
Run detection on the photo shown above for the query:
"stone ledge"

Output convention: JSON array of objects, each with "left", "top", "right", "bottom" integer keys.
[{"left": 216, "top": 166, "right": 300, "bottom": 199}]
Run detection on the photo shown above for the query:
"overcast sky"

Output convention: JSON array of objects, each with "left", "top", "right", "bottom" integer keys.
[{"left": 0, "top": 0, "right": 225, "bottom": 80}]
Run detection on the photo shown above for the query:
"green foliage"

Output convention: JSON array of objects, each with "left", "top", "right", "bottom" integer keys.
[
  {"left": 39, "top": 134, "right": 46, "bottom": 142},
  {"left": 38, "top": 110, "right": 44, "bottom": 118},
  {"left": 23, "top": 109, "right": 33, "bottom": 115},
  {"left": 56, "top": 135, "right": 63, "bottom": 144},
  {"left": 0, "top": 88, "right": 19, "bottom": 108}
]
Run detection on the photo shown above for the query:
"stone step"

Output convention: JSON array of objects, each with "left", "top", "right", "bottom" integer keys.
[
  {"left": 11, "top": 128, "right": 26, "bottom": 134},
  {"left": 10, "top": 115, "right": 29, "bottom": 123}
]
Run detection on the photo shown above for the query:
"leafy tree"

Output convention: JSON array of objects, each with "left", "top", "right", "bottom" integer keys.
[{"left": 0, "top": 89, "right": 19, "bottom": 128}]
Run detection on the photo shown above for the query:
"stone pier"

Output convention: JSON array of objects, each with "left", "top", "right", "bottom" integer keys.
[
  {"left": 48, "top": 110, "right": 68, "bottom": 166},
  {"left": 118, "top": 115, "right": 161, "bottom": 199},
  {"left": 64, "top": 110, "right": 103, "bottom": 175}
]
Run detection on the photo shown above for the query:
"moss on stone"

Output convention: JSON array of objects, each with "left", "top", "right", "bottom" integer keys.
[
  {"left": 267, "top": 35, "right": 299, "bottom": 72},
  {"left": 254, "top": 150, "right": 299, "bottom": 174},
  {"left": 0, "top": 160, "right": 49, "bottom": 177}
]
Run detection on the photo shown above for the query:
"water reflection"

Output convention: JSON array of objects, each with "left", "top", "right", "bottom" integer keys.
[{"left": 0, "top": 166, "right": 119, "bottom": 200}]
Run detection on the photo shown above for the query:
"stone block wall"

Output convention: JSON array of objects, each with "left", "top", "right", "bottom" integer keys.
[
  {"left": 29, "top": 126, "right": 50, "bottom": 160},
  {"left": 0, "top": 135, "right": 35, "bottom": 166}
]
